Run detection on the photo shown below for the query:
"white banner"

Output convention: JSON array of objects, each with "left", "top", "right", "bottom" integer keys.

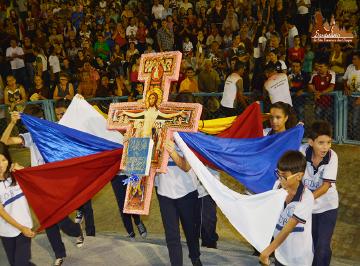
[
  {"left": 59, "top": 95, "right": 123, "bottom": 144},
  {"left": 174, "top": 132, "right": 287, "bottom": 252}
]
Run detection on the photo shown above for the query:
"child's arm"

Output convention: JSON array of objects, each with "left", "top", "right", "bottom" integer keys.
[
  {"left": 165, "top": 140, "right": 191, "bottom": 172},
  {"left": 259, "top": 218, "right": 299, "bottom": 265},
  {"left": 313, "top": 182, "right": 331, "bottom": 199},
  {"left": 1, "top": 112, "right": 23, "bottom": 145},
  {"left": 0, "top": 203, "right": 35, "bottom": 238}
]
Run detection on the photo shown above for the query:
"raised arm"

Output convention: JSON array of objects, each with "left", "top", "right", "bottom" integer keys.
[
  {"left": 122, "top": 110, "right": 145, "bottom": 118},
  {"left": 1, "top": 112, "right": 23, "bottom": 145},
  {"left": 165, "top": 140, "right": 191, "bottom": 172}
]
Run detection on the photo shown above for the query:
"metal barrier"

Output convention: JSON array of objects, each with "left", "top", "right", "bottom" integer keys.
[
  {"left": 0, "top": 92, "right": 358, "bottom": 145},
  {"left": 342, "top": 92, "right": 360, "bottom": 145}
]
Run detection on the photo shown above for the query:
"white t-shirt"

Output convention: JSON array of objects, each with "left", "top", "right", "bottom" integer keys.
[
  {"left": 343, "top": 64, "right": 360, "bottom": 93},
  {"left": 288, "top": 27, "right": 299, "bottom": 48},
  {"left": 297, "top": 0, "right": 311, "bottom": 14},
  {"left": 273, "top": 181, "right": 314, "bottom": 266},
  {"left": 300, "top": 144, "right": 339, "bottom": 214},
  {"left": 264, "top": 73, "right": 293, "bottom": 106},
  {"left": 152, "top": 4, "right": 165, "bottom": 19},
  {"left": 221, "top": 73, "right": 241, "bottom": 108},
  {"left": 126, "top": 25, "right": 138, "bottom": 38},
  {"left": 37, "top": 54, "right": 48, "bottom": 72},
  {"left": 155, "top": 148, "right": 197, "bottom": 199},
  {"left": 20, "top": 132, "right": 45, "bottom": 167},
  {"left": 6, "top": 47, "right": 25, "bottom": 70},
  {"left": 48, "top": 55, "right": 61, "bottom": 74},
  {"left": 0, "top": 178, "right": 33, "bottom": 237},
  {"left": 179, "top": 2, "right": 193, "bottom": 11}
]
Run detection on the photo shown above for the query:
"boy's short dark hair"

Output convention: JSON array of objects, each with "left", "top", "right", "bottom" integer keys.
[
  {"left": 186, "top": 66, "right": 194, "bottom": 72},
  {"left": 54, "top": 99, "right": 71, "bottom": 109},
  {"left": 308, "top": 120, "right": 333, "bottom": 140},
  {"left": 277, "top": 150, "right": 307, "bottom": 174},
  {"left": 292, "top": 59, "right": 302, "bottom": 65},
  {"left": 23, "top": 104, "right": 44, "bottom": 118}
]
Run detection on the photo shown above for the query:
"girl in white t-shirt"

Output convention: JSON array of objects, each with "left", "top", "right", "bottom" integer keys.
[{"left": 0, "top": 142, "right": 35, "bottom": 266}]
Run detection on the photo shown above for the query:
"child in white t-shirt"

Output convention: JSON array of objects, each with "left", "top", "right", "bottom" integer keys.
[
  {"left": 0, "top": 142, "right": 35, "bottom": 266},
  {"left": 300, "top": 121, "right": 339, "bottom": 266},
  {"left": 259, "top": 151, "right": 314, "bottom": 266}
]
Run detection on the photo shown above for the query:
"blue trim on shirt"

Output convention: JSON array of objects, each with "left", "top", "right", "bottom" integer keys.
[
  {"left": 276, "top": 224, "right": 304, "bottom": 232},
  {"left": 3, "top": 193, "right": 25, "bottom": 207}
]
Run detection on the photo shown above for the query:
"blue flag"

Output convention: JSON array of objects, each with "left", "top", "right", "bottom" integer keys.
[
  {"left": 180, "top": 126, "right": 304, "bottom": 193},
  {"left": 21, "top": 114, "right": 122, "bottom": 163}
]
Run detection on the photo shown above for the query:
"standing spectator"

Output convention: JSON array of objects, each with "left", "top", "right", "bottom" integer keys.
[
  {"left": 343, "top": 51, "right": 360, "bottom": 138},
  {"left": 295, "top": 0, "right": 311, "bottom": 37},
  {"left": 157, "top": 19, "right": 174, "bottom": 52},
  {"left": 209, "top": 0, "right": 227, "bottom": 26},
  {"left": 219, "top": 60, "right": 247, "bottom": 117},
  {"left": 162, "top": 0, "right": 173, "bottom": 19},
  {"left": 6, "top": 38, "right": 28, "bottom": 90},
  {"left": 265, "top": 49, "right": 287, "bottom": 74},
  {"left": 285, "top": 17, "right": 299, "bottom": 49},
  {"left": 48, "top": 47, "right": 61, "bottom": 88},
  {"left": 136, "top": 20, "right": 148, "bottom": 54},
  {"left": 302, "top": 42, "right": 315, "bottom": 75},
  {"left": 198, "top": 59, "right": 221, "bottom": 92},
  {"left": 71, "top": 5, "right": 84, "bottom": 30},
  {"left": 264, "top": 64, "right": 293, "bottom": 106},
  {"left": 308, "top": 60, "right": 335, "bottom": 120},
  {"left": 152, "top": 0, "right": 165, "bottom": 20}
]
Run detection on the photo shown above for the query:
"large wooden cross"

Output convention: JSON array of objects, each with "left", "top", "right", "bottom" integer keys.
[{"left": 108, "top": 51, "right": 202, "bottom": 215}]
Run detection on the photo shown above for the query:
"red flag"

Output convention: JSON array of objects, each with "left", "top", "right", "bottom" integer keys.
[
  {"left": 13, "top": 148, "right": 123, "bottom": 231},
  {"left": 218, "top": 102, "right": 263, "bottom": 138},
  {"left": 193, "top": 103, "right": 263, "bottom": 168}
]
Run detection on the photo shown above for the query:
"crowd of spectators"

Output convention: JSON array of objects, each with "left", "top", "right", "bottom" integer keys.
[{"left": 0, "top": 0, "right": 359, "bottom": 135}]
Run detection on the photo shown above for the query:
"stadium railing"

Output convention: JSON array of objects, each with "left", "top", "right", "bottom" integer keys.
[{"left": 0, "top": 92, "right": 357, "bottom": 145}]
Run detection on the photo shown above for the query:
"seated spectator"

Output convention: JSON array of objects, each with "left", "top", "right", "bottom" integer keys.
[
  {"left": 53, "top": 73, "right": 74, "bottom": 100},
  {"left": 265, "top": 49, "right": 287, "bottom": 74},
  {"left": 206, "top": 27, "right": 222, "bottom": 48},
  {"left": 78, "top": 72, "right": 97, "bottom": 99},
  {"left": 308, "top": 60, "right": 335, "bottom": 120},
  {"left": 4, "top": 75, "right": 27, "bottom": 111},
  {"left": 125, "top": 42, "right": 139, "bottom": 62},
  {"left": 96, "top": 76, "right": 114, "bottom": 97},
  {"left": 82, "top": 61, "right": 100, "bottom": 85},
  {"left": 179, "top": 67, "right": 198, "bottom": 93},
  {"left": 94, "top": 34, "right": 110, "bottom": 61},
  {"left": 288, "top": 60, "right": 309, "bottom": 121},
  {"left": 287, "top": 35, "right": 305, "bottom": 65},
  {"left": 198, "top": 59, "right": 220, "bottom": 92},
  {"left": 182, "top": 36, "right": 194, "bottom": 56},
  {"left": 30, "top": 75, "right": 49, "bottom": 101},
  {"left": 329, "top": 43, "right": 346, "bottom": 81}
]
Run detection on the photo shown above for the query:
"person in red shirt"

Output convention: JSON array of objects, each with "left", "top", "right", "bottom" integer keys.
[
  {"left": 308, "top": 60, "right": 335, "bottom": 121},
  {"left": 287, "top": 35, "right": 305, "bottom": 65}
]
